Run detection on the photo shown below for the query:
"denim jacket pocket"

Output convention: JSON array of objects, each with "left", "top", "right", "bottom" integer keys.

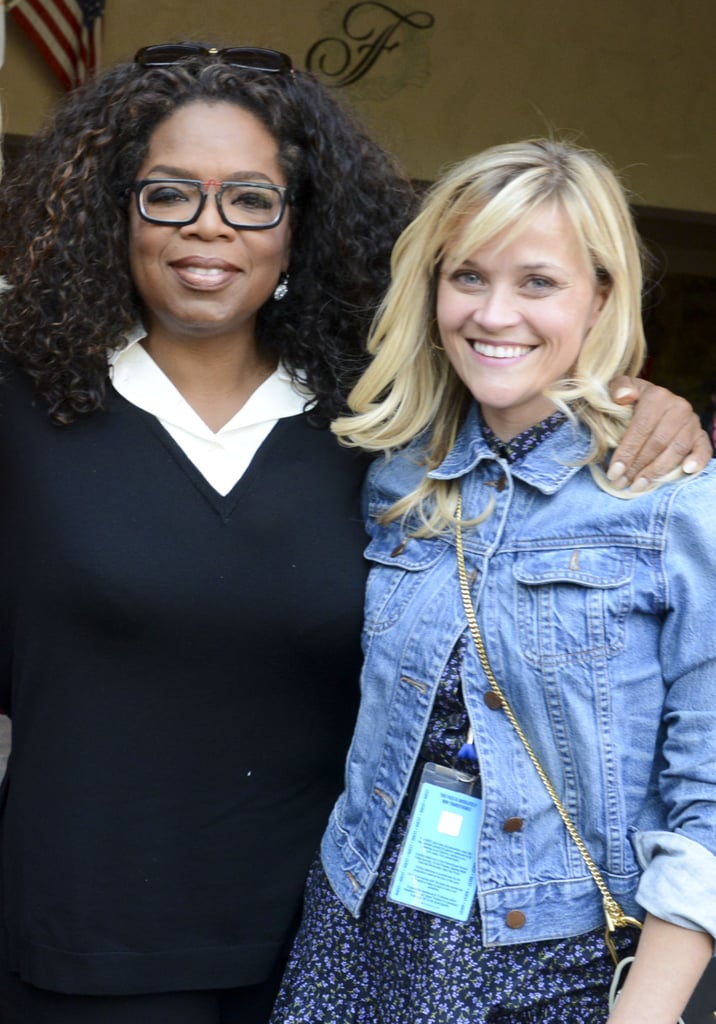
[
  {"left": 363, "top": 527, "right": 446, "bottom": 636},
  {"left": 513, "top": 545, "right": 634, "bottom": 667}
]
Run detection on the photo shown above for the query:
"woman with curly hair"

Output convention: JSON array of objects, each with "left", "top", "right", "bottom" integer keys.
[
  {"left": 0, "top": 45, "right": 708, "bottom": 1024},
  {"left": 0, "top": 44, "right": 417, "bottom": 1024}
]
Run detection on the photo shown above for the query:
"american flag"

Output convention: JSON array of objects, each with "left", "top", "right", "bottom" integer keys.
[{"left": 11, "top": 0, "right": 105, "bottom": 90}]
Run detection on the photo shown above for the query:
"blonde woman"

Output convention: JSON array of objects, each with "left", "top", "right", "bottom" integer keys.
[{"left": 272, "top": 140, "right": 716, "bottom": 1024}]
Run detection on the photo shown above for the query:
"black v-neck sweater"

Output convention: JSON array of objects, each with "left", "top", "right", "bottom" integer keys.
[{"left": 0, "top": 363, "right": 368, "bottom": 995}]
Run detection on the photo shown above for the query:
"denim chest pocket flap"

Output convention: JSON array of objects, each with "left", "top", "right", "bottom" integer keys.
[
  {"left": 513, "top": 545, "right": 635, "bottom": 665},
  {"left": 363, "top": 526, "right": 447, "bottom": 634},
  {"left": 513, "top": 545, "right": 634, "bottom": 588}
]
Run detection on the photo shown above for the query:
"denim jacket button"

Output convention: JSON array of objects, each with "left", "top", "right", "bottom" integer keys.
[
  {"left": 503, "top": 817, "right": 524, "bottom": 833},
  {"left": 484, "top": 691, "right": 503, "bottom": 710},
  {"left": 506, "top": 910, "right": 526, "bottom": 929}
]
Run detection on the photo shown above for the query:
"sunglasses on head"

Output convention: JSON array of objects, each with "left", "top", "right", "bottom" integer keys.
[{"left": 134, "top": 44, "right": 293, "bottom": 74}]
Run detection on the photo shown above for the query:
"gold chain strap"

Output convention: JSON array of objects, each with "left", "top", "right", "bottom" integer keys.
[{"left": 455, "top": 495, "right": 642, "bottom": 963}]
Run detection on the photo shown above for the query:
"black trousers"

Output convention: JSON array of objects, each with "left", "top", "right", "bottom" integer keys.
[{"left": 0, "top": 957, "right": 286, "bottom": 1024}]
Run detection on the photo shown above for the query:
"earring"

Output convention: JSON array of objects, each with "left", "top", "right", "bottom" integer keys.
[{"left": 273, "top": 273, "right": 289, "bottom": 301}]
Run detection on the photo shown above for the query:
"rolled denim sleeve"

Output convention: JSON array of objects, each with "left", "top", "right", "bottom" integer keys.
[
  {"left": 631, "top": 830, "right": 716, "bottom": 937},
  {"left": 633, "top": 465, "right": 716, "bottom": 938}
]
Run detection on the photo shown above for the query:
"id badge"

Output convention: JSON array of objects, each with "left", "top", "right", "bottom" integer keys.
[{"left": 388, "top": 762, "right": 482, "bottom": 922}]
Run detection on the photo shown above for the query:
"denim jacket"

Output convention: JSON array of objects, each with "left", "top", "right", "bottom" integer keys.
[{"left": 321, "top": 406, "right": 716, "bottom": 947}]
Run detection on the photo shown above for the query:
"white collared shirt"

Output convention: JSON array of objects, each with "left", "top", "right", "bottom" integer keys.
[{"left": 109, "top": 330, "right": 311, "bottom": 495}]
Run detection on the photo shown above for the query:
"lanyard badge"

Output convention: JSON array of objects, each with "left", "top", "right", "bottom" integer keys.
[{"left": 388, "top": 762, "right": 482, "bottom": 922}]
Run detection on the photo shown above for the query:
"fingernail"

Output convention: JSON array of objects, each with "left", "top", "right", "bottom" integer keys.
[
  {"left": 606, "top": 460, "right": 625, "bottom": 482},
  {"left": 683, "top": 458, "right": 698, "bottom": 474},
  {"left": 613, "top": 388, "right": 632, "bottom": 401},
  {"left": 630, "top": 476, "right": 649, "bottom": 493},
  {"left": 611, "top": 475, "right": 630, "bottom": 491}
]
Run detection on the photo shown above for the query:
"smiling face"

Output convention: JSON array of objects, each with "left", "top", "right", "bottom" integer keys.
[
  {"left": 128, "top": 101, "right": 291, "bottom": 350},
  {"left": 436, "top": 202, "right": 606, "bottom": 440}
]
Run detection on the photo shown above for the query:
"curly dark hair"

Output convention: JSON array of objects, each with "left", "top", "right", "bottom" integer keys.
[{"left": 0, "top": 51, "right": 417, "bottom": 424}]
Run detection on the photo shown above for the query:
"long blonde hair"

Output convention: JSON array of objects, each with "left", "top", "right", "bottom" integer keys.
[{"left": 333, "top": 139, "right": 650, "bottom": 533}]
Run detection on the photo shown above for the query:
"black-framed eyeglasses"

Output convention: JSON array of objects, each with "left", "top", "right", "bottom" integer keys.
[
  {"left": 131, "top": 178, "right": 291, "bottom": 230},
  {"left": 134, "top": 44, "right": 293, "bottom": 74}
]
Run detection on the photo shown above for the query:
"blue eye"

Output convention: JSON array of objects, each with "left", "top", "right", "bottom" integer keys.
[
  {"left": 524, "top": 275, "right": 556, "bottom": 291},
  {"left": 451, "top": 269, "right": 483, "bottom": 287}
]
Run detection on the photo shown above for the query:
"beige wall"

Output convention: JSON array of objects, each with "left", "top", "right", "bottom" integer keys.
[{"left": 0, "top": 0, "right": 714, "bottom": 213}]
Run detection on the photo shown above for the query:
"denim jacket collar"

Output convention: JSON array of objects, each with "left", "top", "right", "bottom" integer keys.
[{"left": 429, "top": 403, "right": 595, "bottom": 495}]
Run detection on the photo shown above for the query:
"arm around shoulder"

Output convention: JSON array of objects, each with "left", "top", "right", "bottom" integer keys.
[{"left": 608, "top": 378, "right": 712, "bottom": 490}]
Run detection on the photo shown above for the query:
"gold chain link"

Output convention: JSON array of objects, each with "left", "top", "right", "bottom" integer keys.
[{"left": 455, "top": 495, "right": 642, "bottom": 962}]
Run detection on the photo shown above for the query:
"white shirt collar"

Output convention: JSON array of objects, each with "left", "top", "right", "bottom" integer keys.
[
  {"left": 109, "top": 326, "right": 310, "bottom": 438},
  {"left": 108, "top": 327, "right": 314, "bottom": 496}
]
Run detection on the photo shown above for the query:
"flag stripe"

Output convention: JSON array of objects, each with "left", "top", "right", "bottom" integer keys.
[
  {"left": 13, "top": 6, "right": 76, "bottom": 88},
  {"left": 22, "top": 1, "right": 79, "bottom": 65},
  {"left": 12, "top": 0, "right": 103, "bottom": 90}
]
